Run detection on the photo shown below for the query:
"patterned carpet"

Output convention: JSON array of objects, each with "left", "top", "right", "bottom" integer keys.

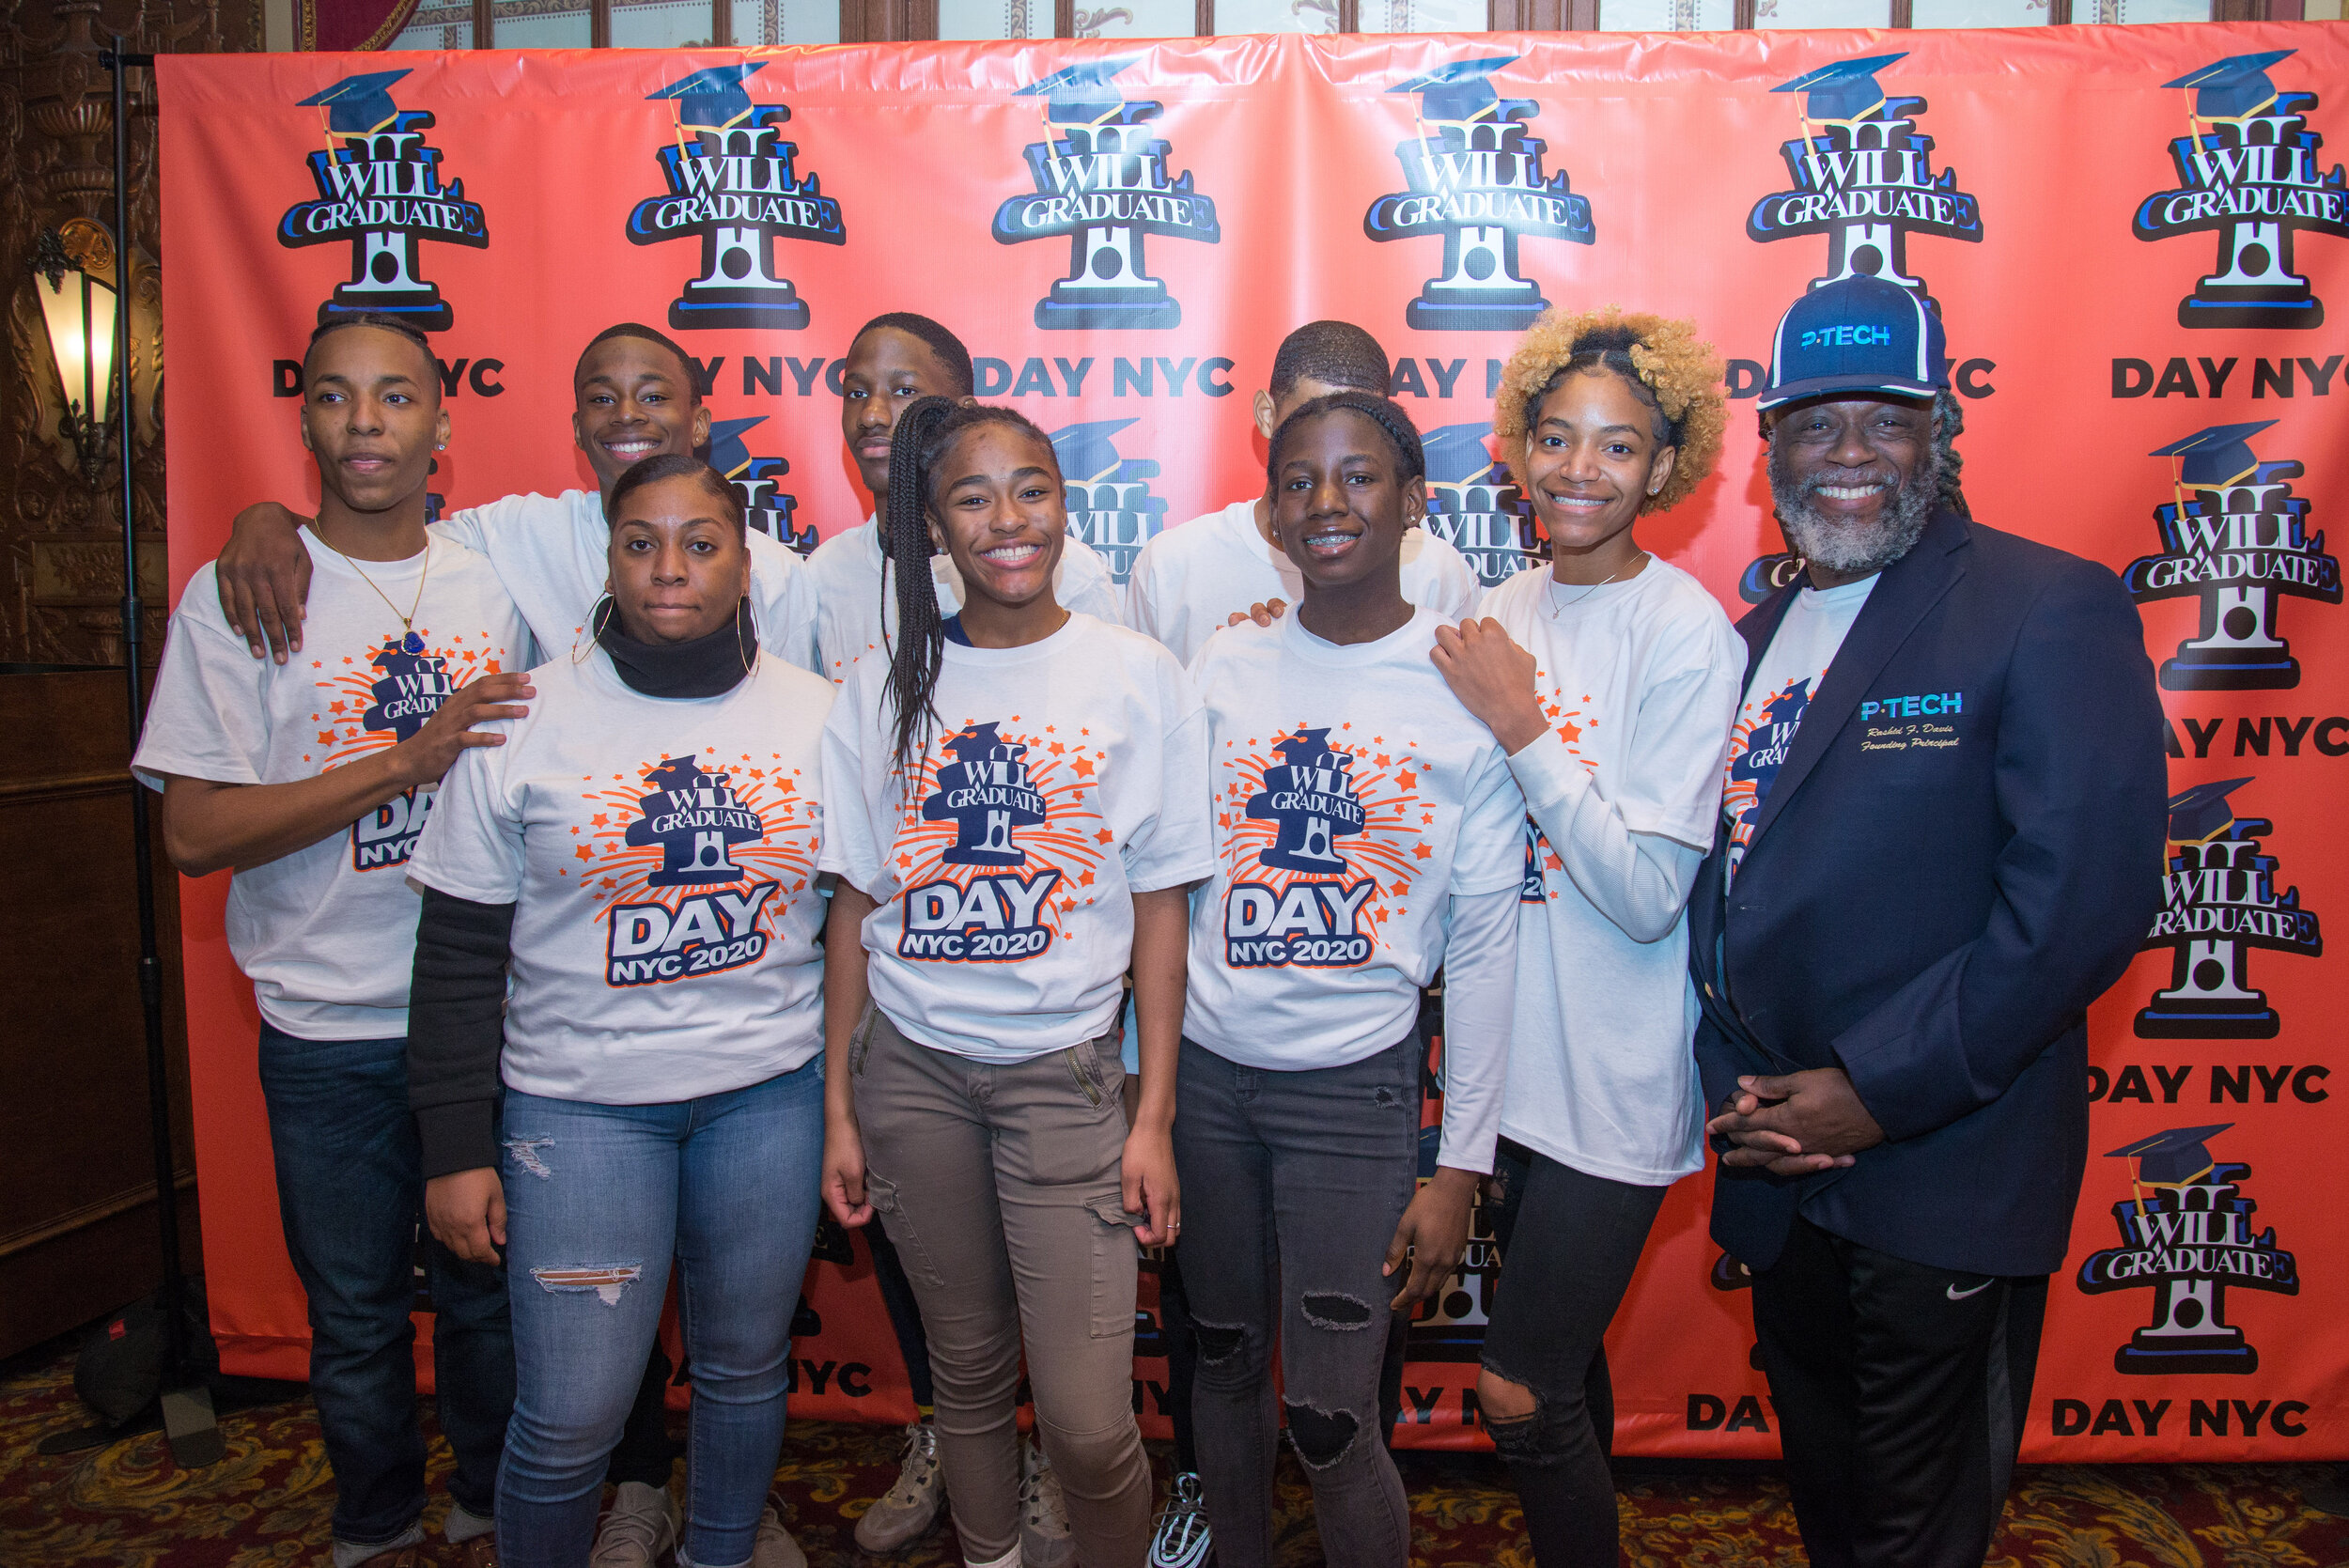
[{"left": 6, "top": 1335, "right": 2348, "bottom": 1566}]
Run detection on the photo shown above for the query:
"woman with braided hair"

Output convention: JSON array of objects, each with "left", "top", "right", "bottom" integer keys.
[
  {"left": 1429, "top": 307, "right": 1745, "bottom": 1564},
  {"left": 1175, "top": 391, "right": 1525, "bottom": 1568},
  {"left": 817, "top": 396, "right": 1209, "bottom": 1568}
]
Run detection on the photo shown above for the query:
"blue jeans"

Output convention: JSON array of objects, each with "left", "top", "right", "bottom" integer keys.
[
  {"left": 257, "top": 1025, "right": 515, "bottom": 1551},
  {"left": 496, "top": 1060, "right": 825, "bottom": 1568}
]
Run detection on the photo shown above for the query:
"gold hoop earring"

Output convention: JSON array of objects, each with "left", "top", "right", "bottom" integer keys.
[{"left": 572, "top": 594, "right": 615, "bottom": 665}]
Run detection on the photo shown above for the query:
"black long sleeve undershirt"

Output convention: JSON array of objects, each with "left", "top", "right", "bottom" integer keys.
[{"left": 408, "top": 886, "right": 516, "bottom": 1180}]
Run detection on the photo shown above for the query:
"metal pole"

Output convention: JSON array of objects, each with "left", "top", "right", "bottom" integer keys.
[{"left": 107, "top": 37, "right": 217, "bottom": 1467}]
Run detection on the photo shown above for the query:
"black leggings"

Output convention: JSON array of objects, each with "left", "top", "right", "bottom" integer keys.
[{"left": 1479, "top": 1142, "right": 1669, "bottom": 1567}]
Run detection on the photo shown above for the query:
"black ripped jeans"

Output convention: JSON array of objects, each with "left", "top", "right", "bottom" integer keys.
[
  {"left": 1479, "top": 1141, "right": 1670, "bottom": 1566},
  {"left": 1172, "top": 1035, "right": 1419, "bottom": 1568}
]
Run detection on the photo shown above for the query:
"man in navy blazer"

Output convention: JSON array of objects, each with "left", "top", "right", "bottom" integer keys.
[{"left": 1691, "top": 277, "right": 2167, "bottom": 1568}]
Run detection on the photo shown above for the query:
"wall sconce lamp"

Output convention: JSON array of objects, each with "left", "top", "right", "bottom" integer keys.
[{"left": 33, "top": 218, "right": 120, "bottom": 487}]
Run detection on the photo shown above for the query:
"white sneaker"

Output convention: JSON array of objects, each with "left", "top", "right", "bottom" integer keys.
[
  {"left": 590, "top": 1481, "right": 679, "bottom": 1568},
  {"left": 1149, "top": 1471, "right": 1212, "bottom": 1568},
  {"left": 854, "top": 1421, "right": 944, "bottom": 1553},
  {"left": 1019, "top": 1440, "right": 1076, "bottom": 1568},
  {"left": 752, "top": 1500, "right": 807, "bottom": 1568}
]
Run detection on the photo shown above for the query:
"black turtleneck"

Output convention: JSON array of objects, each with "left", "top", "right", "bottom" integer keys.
[
  {"left": 599, "top": 598, "right": 757, "bottom": 699},
  {"left": 408, "top": 597, "right": 758, "bottom": 1178}
]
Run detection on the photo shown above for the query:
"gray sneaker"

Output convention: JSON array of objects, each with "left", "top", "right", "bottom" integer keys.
[
  {"left": 589, "top": 1481, "right": 678, "bottom": 1568},
  {"left": 854, "top": 1422, "right": 943, "bottom": 1554},
  {"left": 1019, "top": 1440, "right": 1077, "bottom": 1568},
  {"left": 752, "top": 1500, "right": 807, "bottom": 1568}
]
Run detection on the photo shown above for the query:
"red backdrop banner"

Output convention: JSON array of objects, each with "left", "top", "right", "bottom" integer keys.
[{"left": 156, "top": 23, "right": 2349, "bottom": 1460}]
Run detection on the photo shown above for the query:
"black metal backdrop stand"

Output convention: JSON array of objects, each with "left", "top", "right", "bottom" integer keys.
[{"left": 101, "top": 36, "right": 222, "bottom": 1470}]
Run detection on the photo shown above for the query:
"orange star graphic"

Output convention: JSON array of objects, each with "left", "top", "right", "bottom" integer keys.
[
  {"left": 575, "top": 846, "right": 593, "bottom": 862},
  {"left": 1097, "top": 829, "right": 1115, "bottom": 845},
  {"left": 1073, "top": 756, "right": 1096, "bottom": 778},
  {"left": 1079, "top": 870, "right": 1096, "bottom": 887},
  {"left": 1557, "top": 721, "right": 1582, "bottom": 744},
  {"left": 1413, "top": 843, "right": 1433, "bottom": 861},
  {"left": 1397, "top": 769, "right": 1417, "bottom": 791}
]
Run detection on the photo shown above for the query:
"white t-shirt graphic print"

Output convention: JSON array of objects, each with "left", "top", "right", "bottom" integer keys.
[
  {"left": 1183, "top": 609, "right": 1524, "bottom": 1050},
  {"left": 410, "top": 650, "right": 834, "bottom": 1105},
  {"left": 1721, "top": 574, "right": 1878, "bottom": 890},
  {"left": 819, "top": 613, "right": 1214, "bottom": 1062},
  {"left": 1479, "top": 561, "right": 1743, "bottom": 1186},
  {"left": 132, "top": 533, "right": 526, "bottom": 1039}
]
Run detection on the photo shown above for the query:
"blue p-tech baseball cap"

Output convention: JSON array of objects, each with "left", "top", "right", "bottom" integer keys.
[{"left": 1760, "top": 275, "right": 1949, "bottom": 412}]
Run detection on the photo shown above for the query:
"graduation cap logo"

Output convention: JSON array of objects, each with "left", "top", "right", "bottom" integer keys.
[
  {"left": 1388, "top": 55, "right": 1521, "bottom": 126},
  {"left": 1771, "top": 54, "right": 1907, "bottom": 124},
  {"left": 1420, "top": 424, "right": 1537, "bottom": 589},
  {"left": 2164, "top": 52, "right": 2294, "bottom": 122},
  {"left": 2162, "top": 778, "right": 2252, "bottom": 845},
  {"left": 1016, "top": 57, "right": 1145, "bottom": 128},
  {"left": 1747, "top": 52, "right": 1979, "bottom": 317},
  {"left": 2078, "top": 1118, "right": 2298, "bottom": 1375},
  {"left": 2121, "top": 420, "right": 2336, "bottom": 694},
  {"left": 647, "top": 63, "right": 771, "bottom": 132},
  {"left": 2133, "top": 49, "right": 2342, "bottom": 332},
  {"left": 298, "top": 70, "right": 412, "bottom": 134},
  {"left": 280, "top": 70, "right": 486, "bottom": 334},
  {"left": 1363, "top": 58, "right": 1592, "bottom": 333},
  {"left": 703, "top": 416, "right": 808, "bottom": 552},
  {"left": 625, "top": 68, "right": 845, "bottom": 334},
  {"left": 990, "top": 59, "right": 1220, "bottom": 332},
  {"left": 1050, "top": 418, "right": 1165, "bottom": 584},
  {"left": 2133, "top": 771, "right": 2323, "bottom": 1041},
  {"left": 707, "top": 415, "right": 771, "bottom": 478},
  {"left": 2152, "top": 421, "right": 2276, "bottom": 489},
  {"left": 2108, "top": 1124, "right": 2232, "bottom": 1187}
]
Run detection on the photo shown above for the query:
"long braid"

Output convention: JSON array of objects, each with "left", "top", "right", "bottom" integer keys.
[
  {"left": 1933, "top": 388, "right": 1971, "bottom": 519},
  {"left": 881, "top": 396, "right": 1062, "bottom": 781},
  {"left": 882, "top": 396, "right": 957, "bottom": 781}
]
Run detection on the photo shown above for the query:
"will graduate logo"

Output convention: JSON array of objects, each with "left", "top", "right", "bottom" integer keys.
[
  {"left": 2123, "top": 421, "right": 2339, "bottom": 691},
  {"left": 1217, "top": 726, "right": 1430, "bottom": 970},
  {"left": 897, "top": 722, "right": 1109, "bottom": 963},
  {"left": 1363, "top": 57, "right": 1594, "bottom": 334},
  {"left": 991, "top": 59, "right": 1221, "bottom": 331},
  {"left": 1746, "top": 54, "right": 1982, "bottom": 316},
  {"left": 279, "top": 70, "right": 488, "bottom": 332},
  {"left": 577, "top": 752, "right": 817, "bottom": 987},
  {"left": 2135, "top": 52, "right": 2349, "bottom": 331},
  {"left": 626, "top": 65, "right": 846, "bottom": 332},
  {"left": 2077, "top": 1124, "right": 2298, "bottom": 1374},
  {"left": 308, "top": 625, "right": 504, "bottom": 871},
  {"left": 708, "top": 416, "right": 814, "bottom": 555},
  {"left": 2137, "top": 778, "right": 2323, "bottom": 1040},
  {"left": 1422, "top": 423, "right": 1536, "bottom": 588},
  {"left": 1050, "top": 418, "right": 1166, "bottom": 585}
]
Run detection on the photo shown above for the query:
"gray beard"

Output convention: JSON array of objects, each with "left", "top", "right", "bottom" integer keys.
[{"left": 1768, "top": 442, "right": 1942, "bottom": 578}]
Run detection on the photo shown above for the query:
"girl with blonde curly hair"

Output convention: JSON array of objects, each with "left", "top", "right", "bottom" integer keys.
[{"left": 1430, "top": 306, "right": 1747, "bottom": 1566}]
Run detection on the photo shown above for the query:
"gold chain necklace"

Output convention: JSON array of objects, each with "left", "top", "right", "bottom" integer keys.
[{"left": 310, "top": 522, "right": 430, "bottom": 653}]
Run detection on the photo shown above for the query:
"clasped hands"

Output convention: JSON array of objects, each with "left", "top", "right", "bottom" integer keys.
[{"left": 1704, "top": 1068, "right": 1887, "bottom": 1177}]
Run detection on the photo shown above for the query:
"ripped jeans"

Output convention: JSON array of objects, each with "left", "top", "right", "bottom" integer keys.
[
  {"left": 1173, "top": 1035, "right": 1419, "bottom": 1568},
  {"left": 495, "top": 1060, "right": 824, "bottom": 1568}
]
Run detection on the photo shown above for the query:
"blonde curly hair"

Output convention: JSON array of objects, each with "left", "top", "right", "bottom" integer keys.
[{"left": 1492, "top": 306, "right": 1727, "bottom": 514}]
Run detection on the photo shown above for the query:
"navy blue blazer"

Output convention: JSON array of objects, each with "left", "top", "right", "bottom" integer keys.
[{"left": 1689, "top": 507, "right": 2167, "bottom": 1279}]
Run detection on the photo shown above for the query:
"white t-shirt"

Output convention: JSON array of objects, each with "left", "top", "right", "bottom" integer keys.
[
  {"left": 818, "top": 613, "right": 1214, "bottom": 1063},
  {"left": 804, "top": 517, "right": 1125, "bottom": 687},
  {"left": 435, "top": 489, "right": 819, "bottom": 675},
  {"left": 409, "top": 648, "right": 834, "bottom": 1104},
  {"left": 1126, "top": 500, "right": 1482, "bottom": 665},
  {"left": 132, "top": 534, "right": 527, "bottom": 1040},
  {"left": 1722, "top": 575, "right": 1878, "bottom": 889},
  {"left": 1181, "top": 609, "right": 1523, "bottom": 1171},
  {"left": 1481, "top": 562, "right": 1745, "bottom": 1186}
]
